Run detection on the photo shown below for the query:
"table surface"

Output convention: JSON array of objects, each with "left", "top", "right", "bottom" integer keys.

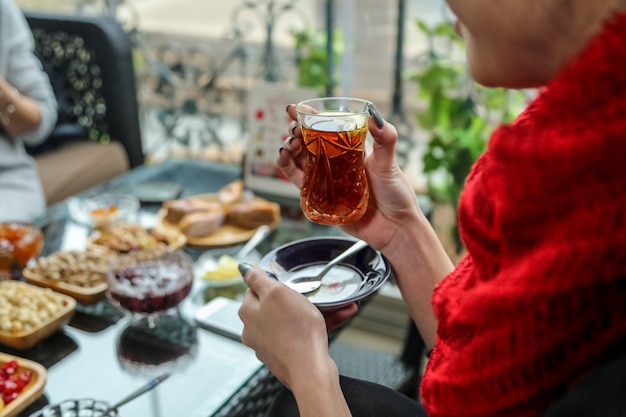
[{"left": 7, "top": 159, "right": 347, "bottom": 417}]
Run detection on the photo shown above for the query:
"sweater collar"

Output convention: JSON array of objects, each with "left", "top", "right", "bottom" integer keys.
[{"left": 518, "top": 10, "right": 626, "bottom": 126}]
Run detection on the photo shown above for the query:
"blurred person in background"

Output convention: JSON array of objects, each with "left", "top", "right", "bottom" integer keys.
[
  {"left": 239, "top": 0, "right": 626, "bottom": 416},
  {"left": 0, "top": 0, "right": 57, "bottom": 221}
]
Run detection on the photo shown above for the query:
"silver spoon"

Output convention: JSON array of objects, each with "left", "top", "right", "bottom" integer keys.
[
  {"left": 280, "top": 239, "right": 369, "bottom": 294},
  {"left": 235, "top": 224, "right": 271, "bottom": 260},
  {"left": 98, "top": 373, "right": 170, "bottom": 416},
  {"left": 196, "top": 224, "right": 271, "bottom": 274}
]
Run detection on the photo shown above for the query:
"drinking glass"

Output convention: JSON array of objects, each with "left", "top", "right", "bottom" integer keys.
[
  {"left": 106, "top": 249, "right": 194, "bottom": 328},
  {"left": 0, "top": 222, "right": 43, "bottom": 280},
  {"left": 295, "top": 97, "right": 371, "bottom": 225}
]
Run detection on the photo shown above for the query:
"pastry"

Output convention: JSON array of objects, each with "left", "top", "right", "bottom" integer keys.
[
  {"left": 179, "top": 211, "right": 226, "bottom": 237},
  {"left": 217, "top": 180, "right": 244, "bottom": 207},
  {"left": 228, "top": 200, "right": 280, "bottom": 229},
  {"left": 164, "top": 199, "right": 222, "bottom": 224}
]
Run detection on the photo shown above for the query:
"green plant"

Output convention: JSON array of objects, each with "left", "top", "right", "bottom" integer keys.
[
  {"left": 292, "top": 27, "right": 343, "bottom": 95},
  {"left": 410, "top": 20, "right": 528, "bottom": 250}
]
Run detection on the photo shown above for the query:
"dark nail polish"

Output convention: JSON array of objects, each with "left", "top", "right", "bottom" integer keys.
[
  {"left": 238, "top": 262, "right": 254, "bottom": 277},
  {"left": 287, "top": 136, "right": 295, "bottom": 145},
  {"left": 367, "top": 103, "right": 384, "bottom": 129},
  {"left": 285, "top": 103, "right": 294, "bottom": 113},
  {"left": 279, "top": 146, "right": 286, "bottom": 155}
]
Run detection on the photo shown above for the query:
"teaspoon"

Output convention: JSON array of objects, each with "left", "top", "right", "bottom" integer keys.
[
  {"left": 266, "top": 239, "right": 369, "bottom": 295},
  {"left": 235, "top": 224, "right": 271, "bottom": 260},
  {"left": 98, "top": 373, "right": 170, "bottom": 416},
  {"left": 285, "top": 239, "right": 369, "bottom": 293}
]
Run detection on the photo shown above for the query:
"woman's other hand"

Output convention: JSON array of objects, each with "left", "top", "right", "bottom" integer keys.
[
  {"left": 323, "top": 302, "right": 358, "bottom": 333},
  {"left": 238, "top": 265, "right": 333, "bottom": 390},
  {"left": 239, "top": 265, "right": 353, "bottom": 416}
]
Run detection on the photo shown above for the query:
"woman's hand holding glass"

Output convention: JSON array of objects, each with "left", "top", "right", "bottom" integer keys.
[
  {"left": 279, "top": 103, "right": 424, "bottom": 250},
  {"left": 238, "top": 102, "right": 434, "bottom": 404}
]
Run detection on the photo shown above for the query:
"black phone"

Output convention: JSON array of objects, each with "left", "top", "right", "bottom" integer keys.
[
  {"left": 194, "top": 297, "right": 244, "bottom": 342},
  {"left": 130, "top": 182, "right": 183, "bottom": 203}
]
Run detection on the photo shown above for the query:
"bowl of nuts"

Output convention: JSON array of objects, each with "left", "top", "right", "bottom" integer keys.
[
  {"left": 0, "top": 222, "right": 44, "bottom": 281},
  {"left": 22, "top": 248, "right": 117, "bottom": 305},
  {"left": 0, "top": 281, "right": 76, "bottom": 350}
]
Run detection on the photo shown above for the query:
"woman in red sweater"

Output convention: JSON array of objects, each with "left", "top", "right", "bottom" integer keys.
[{"left": 238, "top": 0, "right": 626, "bottom": 416}]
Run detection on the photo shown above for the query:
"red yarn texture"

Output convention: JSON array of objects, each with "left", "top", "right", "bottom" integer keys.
[{"left": 420, "top": 11, "right": 626, "bottom": 417}]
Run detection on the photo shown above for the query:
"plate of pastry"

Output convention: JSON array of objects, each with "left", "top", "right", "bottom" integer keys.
[
  {"left": 155, "top": 180, "right": 281, "bottom": 247},
  {"left": 87, "top": 222, "right": 186, "bottom": 253}
]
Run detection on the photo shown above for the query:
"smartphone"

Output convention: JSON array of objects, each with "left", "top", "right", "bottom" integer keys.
[
  {"left": 194, "top": 297, "right": 244, "bottom": 342},
  {"left": 131, "top": 182, "right": 183, "bottom": 203}
]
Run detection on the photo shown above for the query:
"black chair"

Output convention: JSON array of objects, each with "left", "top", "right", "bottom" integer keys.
[
  {"left": 24, "top": 10, "right": 144, "bottom": 169},
  {"left": 21, "top": 11, "right": 145, "bottom": 205}
]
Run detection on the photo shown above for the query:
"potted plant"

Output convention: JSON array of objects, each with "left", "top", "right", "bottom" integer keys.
[
  {"left": 292, "top": 27, "right": 343, "bottom": 95},
  {"left": 410, "top": 20, "right": 529, "bottom": 254}
]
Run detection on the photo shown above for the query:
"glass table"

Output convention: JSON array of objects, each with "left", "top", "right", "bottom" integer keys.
[{"left": 8, "top": 158, "right": 348, "bottom": 417}]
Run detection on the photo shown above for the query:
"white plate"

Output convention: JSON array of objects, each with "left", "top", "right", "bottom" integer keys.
[{"left": 258, "top": 236, "right": 391, "bottom": 311}]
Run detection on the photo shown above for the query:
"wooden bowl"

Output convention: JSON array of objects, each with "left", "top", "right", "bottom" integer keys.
[
  {"left": 0, "top": 281, "right": 76, "bottom": 350},
  {"left": 22, "top": 248, "right": 116, "bottom": 305},
  {"left": 0, "top": 352, "right": 46, "bottom": 417}
]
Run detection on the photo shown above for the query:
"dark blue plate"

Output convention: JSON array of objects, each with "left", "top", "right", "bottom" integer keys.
[{"left": 258, "top": 236, "right": 391, "bottom": 310}]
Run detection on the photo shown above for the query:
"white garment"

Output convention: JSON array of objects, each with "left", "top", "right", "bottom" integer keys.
[{"left": 0, "top": 0, "right": 57, "bottom": 221}]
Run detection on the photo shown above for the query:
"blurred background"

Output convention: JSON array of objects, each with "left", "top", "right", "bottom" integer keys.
[{"left": 17, "top": 0, "right": 455, "bottom": 190}]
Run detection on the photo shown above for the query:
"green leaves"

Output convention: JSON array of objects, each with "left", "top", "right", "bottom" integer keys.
[
  {"left": 411, "top": 19, "right": 527, "bottom": 206},
  {"left": 292, "top": 27, "right": 343, "bottom": 95}
]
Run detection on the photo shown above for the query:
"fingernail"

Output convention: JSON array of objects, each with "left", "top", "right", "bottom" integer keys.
[
  {"left": 287, "top": 136, "right": 295, "bottom": 146},
  {"left": 290, "top": 122, "right": 298, "bottom": 135},
  {"left": 285, "top": 104, "right": 294, "bottom": 113},
  {"left": 279, "top": 146, "right": 286, "bottom": 155},
  {"left": 238, "top": 262, "right": 254, "bottom": 277},
  {"left": 367, "top": 103, "right": 384, "bottom": 129}
]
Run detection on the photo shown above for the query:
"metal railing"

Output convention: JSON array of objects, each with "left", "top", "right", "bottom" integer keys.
[{"left": 72, "top": 0, "right": 452, "bottom": 169}]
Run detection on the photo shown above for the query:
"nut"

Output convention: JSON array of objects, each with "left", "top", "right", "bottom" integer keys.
[
  {"left": 0, "top": 281, "right": 67, "bottom": 335},
  {"left": 26, "top": 248, "right": 116, "bottom": 288}
]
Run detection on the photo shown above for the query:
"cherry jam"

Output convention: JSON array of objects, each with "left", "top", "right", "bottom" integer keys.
[{"left": 107, "top": 250, "right": 193, "bottom": 314}]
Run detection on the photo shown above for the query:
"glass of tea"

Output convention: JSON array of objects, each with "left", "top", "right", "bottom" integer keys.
[{"left": 295, "top": 97, "right": 371, "bottom": 225}]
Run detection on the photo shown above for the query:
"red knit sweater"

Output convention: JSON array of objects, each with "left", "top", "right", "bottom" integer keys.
[{"left": 420, "top": 11, "right": 626, "bottom": 417}]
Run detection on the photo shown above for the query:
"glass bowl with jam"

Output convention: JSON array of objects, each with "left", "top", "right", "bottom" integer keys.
[
  {"left": 70, "top": 193, "right": 140, "bottom": 228},
  {"left": 106, "top": 249, "right": 194, "bottom": 323},
  {"left": 0, "top": 222, "right": 44, "bottom": 280}
]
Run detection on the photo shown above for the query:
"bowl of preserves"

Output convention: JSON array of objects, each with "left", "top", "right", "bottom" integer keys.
[
  {"left": 106, "top": 249, "right": 194, "bottom": 319},
  {"left": 0, "top": 353, "right": 46, "bottom": 417},
  {"left": 0, "top": 222, "right": 44, "bottom": 281},
  {"left": 70, "top": 193, "right": 140, "bottom": 227}
]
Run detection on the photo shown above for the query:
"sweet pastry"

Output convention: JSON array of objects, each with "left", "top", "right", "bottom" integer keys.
[
  {"left": 227, "top": 200, "right": 280, "bottom": 229},
  {"left": 179, "top": 211, "right": 226, "bottom": 238},
  {"left": 161, "top": 180, "right": 281, "bottom": 239},
  {"left": 163, "top": 199, "right": 222, "bottom": 224},
  {"left": 217, "top": 179, "right": 244, "bottom": 207}
]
